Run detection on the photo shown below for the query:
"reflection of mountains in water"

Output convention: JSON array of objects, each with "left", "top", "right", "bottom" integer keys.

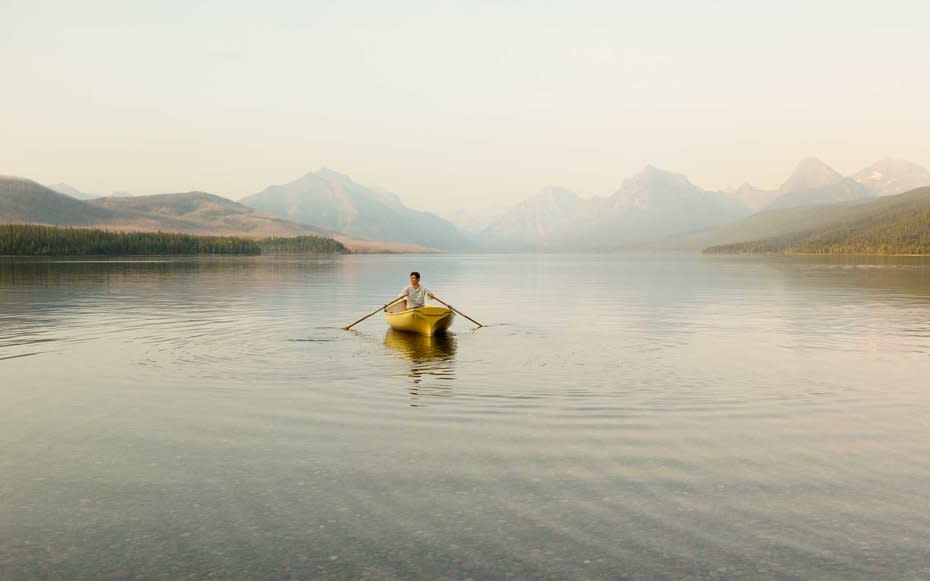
[{"left": 383, "top": 330, "right": 457, "bottom": 398}]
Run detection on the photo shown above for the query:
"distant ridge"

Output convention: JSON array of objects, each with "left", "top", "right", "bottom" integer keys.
[
  {"left": 47, "top": 182, "right": 97, "bottom": 200},
  {"left": 725, "top": 183, "right": 779, "bottom": 212}
]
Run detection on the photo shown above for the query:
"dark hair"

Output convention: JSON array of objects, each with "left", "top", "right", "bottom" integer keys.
[{"left": 410, "top": 271, "right": 420, "bottom": 280}]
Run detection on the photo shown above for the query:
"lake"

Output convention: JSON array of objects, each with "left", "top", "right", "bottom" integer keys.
[{"left": 1, "top": 254, "right": 929, "bottom": 580}]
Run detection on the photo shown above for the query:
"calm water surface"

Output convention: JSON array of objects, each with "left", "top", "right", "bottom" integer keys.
[{"left": 1, "top": 254, "right": 929, "bottom": 580}]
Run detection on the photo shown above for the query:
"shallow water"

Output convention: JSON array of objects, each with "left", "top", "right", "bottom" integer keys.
[{"left": 1, "top": 254, "right": 929, "bottom": 579}]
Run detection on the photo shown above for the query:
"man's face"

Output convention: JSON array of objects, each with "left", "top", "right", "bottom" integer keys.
[{"left": 410, "top": 274, "right": 420, "bottom": 286}]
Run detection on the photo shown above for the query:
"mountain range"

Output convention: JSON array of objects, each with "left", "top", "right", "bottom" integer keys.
[
  {"left": 5, "top": 155, "right": 929, "bottom": 254},
  {"left": 479, "top": 167, "right": 751, "bottom": 251},
  {"left": 549, "top": 166, "right": 748, "bottom": 250},
  {"left": 479, "top": 157, "right": 930, "bottom": 251},
  {"left": 718, "top": 157, "right": 928, "bottom": 214}
]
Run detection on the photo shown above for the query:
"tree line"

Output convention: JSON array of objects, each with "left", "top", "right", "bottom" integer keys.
[
  {"left": 0, "top": 225, "right": 348, "bottom": 256},
  {"left": 259, "top": 236, "right": 349, "bottom": 255}
]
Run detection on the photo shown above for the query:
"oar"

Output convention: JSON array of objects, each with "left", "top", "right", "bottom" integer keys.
[
  {"left": 430, "top": 294, "right": 484, "bottom": 328},
  {"left": 343, "top": 297, "right": 405, "bottom": 330}
]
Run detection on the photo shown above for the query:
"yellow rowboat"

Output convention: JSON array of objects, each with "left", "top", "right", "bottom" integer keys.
[{"left": 384, "top": 304, "right": 455, "bottom": 336}]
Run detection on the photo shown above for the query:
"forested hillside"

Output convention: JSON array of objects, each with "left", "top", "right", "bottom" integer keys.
[
  {"left": 0, "top": 225, "right": 349, "bottom": 256},
  {"left": 0, "top": 225, "right": 261, "bottom": 256},
  {"left": 703, "top": 187, "right": 930, "bottom": 255}
]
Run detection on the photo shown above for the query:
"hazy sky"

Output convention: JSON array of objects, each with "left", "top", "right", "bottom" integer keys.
[{"left": 2, "top": 0, "right": 929, "bottom": 213}]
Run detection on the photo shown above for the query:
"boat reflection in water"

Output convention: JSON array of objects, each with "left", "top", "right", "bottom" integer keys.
[{"left": 383, "top": 329, "right": 457, "bottom": 404}]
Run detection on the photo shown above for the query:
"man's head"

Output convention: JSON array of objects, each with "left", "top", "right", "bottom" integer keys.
[{"left": 409, "top": 271, "right": 421, "bottom": 286}]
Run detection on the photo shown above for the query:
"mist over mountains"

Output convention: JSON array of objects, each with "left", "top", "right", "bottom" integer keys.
[
  {"left": 478, "top": 168, "right": 749, "bottom": 251},
  {"left": 715, "top": 157, "right": 926, "bottom": 215},
  {"left": 240, "top": 169, "right": 470, "bottom": 251},
  {"left": 479, "top": 186, "right": 585, "bottom": 250},
  {"left": 476, "top": 157, "right": 929, "bottom": 251},
  {"left": 4, "top": 156, "right": 929, "bottom": 253},
  {"left": 766, "top": 157, "right": 875, "bottom": 209},
  {"left": 853, "top": 158, "right": 930, "bottom": 196},
  {"left": 0, "top": 176, "right": 431, "bottom": 253},
  {"left": 724, "top": 184, "right": 780, "bottom": 212}
]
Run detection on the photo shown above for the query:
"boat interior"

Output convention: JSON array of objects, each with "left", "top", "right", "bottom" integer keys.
[{"left": 386, "top": 301, "right": 410, "bottom": 313}]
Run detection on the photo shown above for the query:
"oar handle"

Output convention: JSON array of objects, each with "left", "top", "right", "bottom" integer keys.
[
  {"left": 431, "top": 295, "right": 484, "bottom": 328},
  {"left": 343, "top": 297, "right": 406, "bottom": 330}
]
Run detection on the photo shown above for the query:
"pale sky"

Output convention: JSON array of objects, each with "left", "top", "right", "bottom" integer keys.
[{"left": 2, "top": 0, "right": 929, "bottom": 213}]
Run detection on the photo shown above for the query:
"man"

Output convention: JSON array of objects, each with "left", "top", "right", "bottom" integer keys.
[{"left": 396, "top": 271, "right": 434, "bottom": 309}]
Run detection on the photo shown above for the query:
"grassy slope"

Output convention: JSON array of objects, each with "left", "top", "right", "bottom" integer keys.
[
  {"left": 90, "top": 192, "right": 333, "bottom": 238},
  {"left": 0, "top": 176, "right": 117, "bottom": 225}
]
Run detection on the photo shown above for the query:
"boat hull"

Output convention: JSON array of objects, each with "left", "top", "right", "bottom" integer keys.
[{"left": 384, "top": 306, "right": 455, "bottom": 336}]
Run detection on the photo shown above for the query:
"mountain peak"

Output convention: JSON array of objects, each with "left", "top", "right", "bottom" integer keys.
[
  {"left": 780, "top": 157, "right": 843, "bottom": 193},
  {"left": 733, "top": 182, "right": 759, "bottom": 193},
  {"left": 241, "top": 170, "right": 468, "bottom": 250},
  {"left": 316, "top": 167, "right": 351, "bottom": 180},
  {"left": 620, "top": 166, "right": 693, "bottom": 194},
  {"left": 636, "top": 164, "right": 677, "bottom": 178},
  {"left": 296, "top": 167, "right": 353, "bottom": 184},
  {"left": 768, "top": 157, "right": 874, "bottom": 209},
  {"left": 854, "top": 157, "right": 930, "bottom": 196}
]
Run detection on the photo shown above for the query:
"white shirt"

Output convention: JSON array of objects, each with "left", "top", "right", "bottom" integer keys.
[{"left": 399, "top": 285, "right": 430, "bottom": 308}]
